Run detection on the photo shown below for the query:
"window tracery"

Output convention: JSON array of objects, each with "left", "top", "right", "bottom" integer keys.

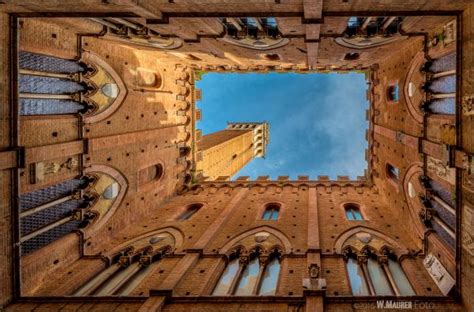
[
  {"left": 212, "top": 247, "right": 281, "bottom": 296},
  {"left": 343, "top": 246, "right": 415, "bottom": 296}
]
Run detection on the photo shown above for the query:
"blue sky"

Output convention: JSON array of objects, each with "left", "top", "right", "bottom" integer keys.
[{"left": 196, "top": 72, "right": 368, "bottom": 180}]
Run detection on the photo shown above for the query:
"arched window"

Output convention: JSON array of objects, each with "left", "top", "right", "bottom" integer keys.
[
  {"left": 138, "top": 164, "right": 164, "bottom": 186},
  {"left": 212, "top": 249, "right": 281, "bottom": 296},
  {"left": 346, "top": 256, "right": 370, "bottom": 295},
  {"left": 262, "top": 204, "right": 280, "bottom": 220},
  {"left": 74, "top": 248, "right": 167, "bottom": 296},
  {"left": 345, "top": 249, "right": 415, "bottom": 296},
  {"left": 367, "top": 256, "right": 394, "bottom": 295},
  {"left": 387, "top": 258, "right": 415, "bottom": 295},
  {"left": 18, "top": 177, "right": 92, "bottom": 255},
  {"left": 344, "top": 204, "right": 363, "bottom": 220},
  {"left": 177, "top": 203, "right": 202, "bottom": 221},
  {"left": 387, "top": 84, "right": 399, "bottom": 102},
  {"left": 386, "top": 163, "right": 400, "bottom": 183}
]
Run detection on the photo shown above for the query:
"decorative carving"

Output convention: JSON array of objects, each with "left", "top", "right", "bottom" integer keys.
[
  {"left": 342, "top": 247, "right": 354, "bottom": 260},
  {"left": 118, "top": 255, "right": 131, "bottom": 267},
  {"left": 33, "top": 157, "right": 79, "bottom": 183},
  {"left": 139, "top": 254, "right": 152, "bottom": 266},
  {"left": 355, "top": 232, "right": 372, "bottom": 244},
  {"left": 308, "top": 263, "right": 320, "bottom": 279},
  {"left": 443, "top": 20, "right": 456, "bottom": 45},
  {"left": 423, "top": 253, "right": 455, "bottom": 295},
  {"left": 440, "top": 124, "right": 456, "bottom": 145},
  {"left": 357, "top": 255, "right": 368, "bottom": 265},
  {"left": 462, "top": 95, "right": 474, "bottom": 115},
  {"left": 254, "top": 231, "right": 270, "bottom": 243},
  {"left": 377, "top": 255, "right": 389, "bottom": 265},
  {"left": 419, "top": 207, "right": 434, "bottom": 224},
  {"left": 258, "top": 250, "right": 270, "bottom": 266},
  {"left": 239, "top": 251, "right": 250, "bottom": 265},
  {"left": 427, "top": 156, "right": 455, "bottom": 184},
  {"left": 395, "top": 131, "right": 405, "bottom": 144}
]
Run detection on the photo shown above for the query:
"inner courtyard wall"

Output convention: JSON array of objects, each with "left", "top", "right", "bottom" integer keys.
[{"left": 0, "top": 2, "right": 472, "bottom": 311}]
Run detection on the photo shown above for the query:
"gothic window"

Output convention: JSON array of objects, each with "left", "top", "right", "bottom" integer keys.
[
  {"left": 345, "top": 204, "right": 363, "bottom": 220},
  {"left": 18, "top": 51, "right": 87, "bottom": 115},
  {"left": 345, "top": 249, "right": 415, "bottom": 296},
  {"left": 74, "top": 248, "right": 167, "bottom": 296},
  {"left": 344, "top": 52, "right": 360, "bottom": 61},
  {"left": 177, "top": 203, "right": 202, "bottom": 220},
  {"left": 220, "top": 17, "right": 289, "bottom": 50},
  {"left": 386, "top": 163, "right": 400, "bottom": 183},
  {"left": 387, "top": 84, "right": 399, "bottom": 102},
  {"left": 138, "top": 164, "right": 164, "bottom": 186},
  {"left": 367, "top": 257, "right": 394, "bottom": 295},
  {"left": 212, "top": 249, "right": 281, "bottom": 296},
  {"left": 234, "top": 256, "right": 260, "bottom": 295},
  {"left": 346, "top": 256, "right": 370, "bottom": 295},
  {"left": 387, "top": 258, "right": 415, "bottom": 295},
  {"left": 18, "top": 177, "right": 92, "bottom": 255},
  {"left": 262, "top": 204, "right": 280, "bottom": 220},
  {"left": 212, "top": 258, "right": 240, "bottom": 295}
]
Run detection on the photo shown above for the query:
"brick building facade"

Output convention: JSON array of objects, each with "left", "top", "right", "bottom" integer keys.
[{"left": 0, "top": 1, "right": 473, "bottom": 311}]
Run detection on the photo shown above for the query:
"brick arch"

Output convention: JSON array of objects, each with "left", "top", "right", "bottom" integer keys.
[
  {"left": 105, "top": 227, "right": 184, "bottom": 259},
  {"left": 220, "top": 226, "right": 292, "bottom": 255},
  {"left": 81, "top": 51, "right": 128, "bottom": 124},
  {"left": 334, "top": 226, "right": 408, "bottom": 254},
  {"left": 82, "top": 165, "right": 128, "bottom": 239},
  {"left": 403, "top": 51, "right": 425, "bottom": 123},
  {"left": 402, "top": 162, "right": 425, "bottom": 240}
]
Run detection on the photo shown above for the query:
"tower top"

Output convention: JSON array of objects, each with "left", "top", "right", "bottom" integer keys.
[{"left": 226, "top": 122, "right": 270, "bottom": 158}]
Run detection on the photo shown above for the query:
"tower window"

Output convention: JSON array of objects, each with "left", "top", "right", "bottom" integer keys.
[
  {"left": 177, "top": 203, "right": 203, "bottom": 220},
  {"left": 344, "top": 204, "right": 363, "bottom": 220},
  {"left": 262, "top": 204, "right": 280, "bottom": 220},
  {"left": 386, "top": 163, "right": 400, "bottom": 182},
  {"left": 387, "top": 84, "right": 399, "bottom": 102}
]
